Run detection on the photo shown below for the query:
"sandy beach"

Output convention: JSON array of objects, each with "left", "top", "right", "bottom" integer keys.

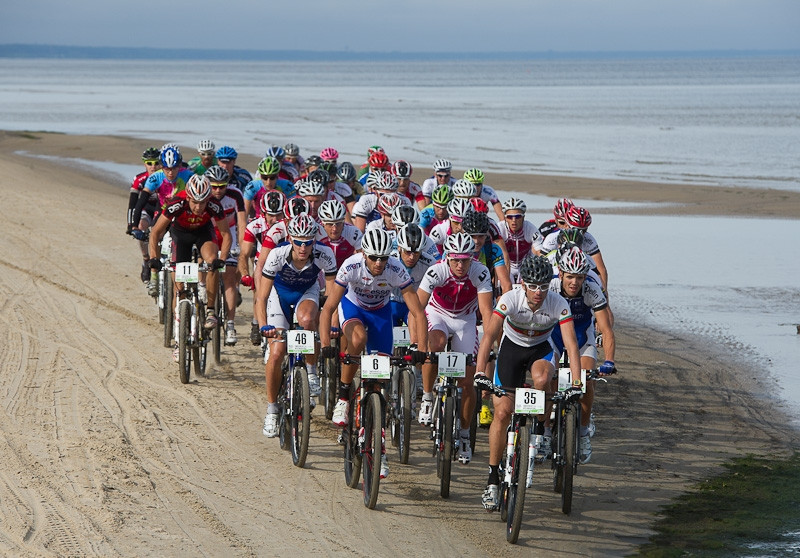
[{"left": 0, "top": 130, "right": 797, "bottom": 557}]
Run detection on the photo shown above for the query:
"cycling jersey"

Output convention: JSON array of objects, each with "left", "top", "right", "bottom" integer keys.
[
  {"left": 243, "top": 178, "right": 296, "bottom": 216},
  {"left": 399, "top": 181, "right": 425, "bottom": 205},
  {"left": 499, "top": 220, "right": 543, "bottom": 267},
  {"left": 541, "top": 230, "right": 600, "bottom": 256},
  {"left": 539, "top": 219, "right": 560, "bottom": 238},
  {"left": 336, "top": 253, "right": 412, "bottom": 311},
  {"left": 332, "top": 181, "right": 356, "bottom": 204},
  {"left": 242, "top": 216, "right": 270, "bottom": 258},
  {"left": 476, "top": 242, "right": 505, "bottom": 270},
  {"left": 493, "top": 287, "right": 572, "bottom": 348},
  {"left": 262, "top": 243, "right": 337, "bottom": 309},
  {"left": 228, "top": 167, "right": 252, "bottom": 192},
  {"left": 321, "top": 223, "right": 362, "bottom": 265},
  {"left": 419, "top": 261, "right": 492, "bottom": 318},
  {"left": 352, "top": 193, "right": 411, "bottom": 223},
  {"left": 419, "top": 206, "right": 440, "bottom": 234},
  {"left": 127, "top": 171, "right": 158, "bottom": 226},
  {"left": 187, "top": 156, "right": 218, "bottom": 175},
  {"left": 389, "top": 248, "right": 437, "bottom": 324},
  {"left": 549, "top": 275, "right": 607, "bottom": 351},
  {"left": 212, "top": 189, "right": 245, "bottom": 258},
  {"left": 421, "top": 176, "right": 457, "bottom": 199},
  {"left": 142, "top": 168, "right": 196, "bottom": 209},
  {"left": 476, "top": 184, "right": 500, "bottom": 206},
  {"left": 429, "top": 221, "right": 503, "bottom": 255},
  {"left": 261, "top": 220, "right": 328, "bottom": 251},
  {"left": 162, "top": 192, "right": 225, "bottom": 232}
]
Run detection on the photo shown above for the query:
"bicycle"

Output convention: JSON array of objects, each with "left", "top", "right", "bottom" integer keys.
[
  {"left": 474, "top": 375, "right": 543, "bottom": 544},
  {"left": 388, "top": 326, "right": 415, "bottom": 465},
  {"left": 174, "top": 261, "right": 220, "bottom": 384},
  {"left": 428, "top": 352, "right": 473, "bottom": 499},
  {"left": 319, "top": 330, "right": 341, "bottom": 421},
  {"left": 340, "top": 351, "right": 413, "bottom": 509},
  {"left": 264, "top": 322, "right": 316, "bottom": 468}
]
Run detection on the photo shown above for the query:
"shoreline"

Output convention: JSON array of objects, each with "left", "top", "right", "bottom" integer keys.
[{"left": 0, "top": 129, "right": 798, "bottom": 556}]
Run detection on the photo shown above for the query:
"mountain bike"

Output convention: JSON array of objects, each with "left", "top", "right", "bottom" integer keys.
[
  {"left": 474, "top": 375, "right": 542, "bottom": 544},
  {"left": 320, "top": 330, "right": 341, "bottom": 421},
  {"left": 388, "top": 326, "right": 415, "bottom": 464}
]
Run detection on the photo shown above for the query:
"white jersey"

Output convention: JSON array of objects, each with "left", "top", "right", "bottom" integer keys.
[
  {"left": 262, "top": 219, "right": 328, "bottom": 251},
  {"left": 421, "top": 176, "right": 457, "bottom": 199},
  {"left": 493, "top": 288, "right": 572, "bottom": 347},
  {"left": 419, "top": 260, "right": 493, "bottom": 318},
  {"left": 352, "top": 192, "right": 411, "bottom": 219},
  {"left": 262, "top": 243, "right": 337, "bottom": 293},
  {"left": 498, "top": 220, "right": 544, "bottom": 269},
  {"left": 389, "top": 247, "right": 438, "bottom": 301},
  {"left": 541, "top": 230, "right": 600, "bottom": 256},
  {"left": 427, "top": 221, "right": 450, "bottom": 247},
  {"left": 477, "top": 184, "right": 500, "bottom": 205},
  {"left": 333, "top": 181, "right": 354, "bottom": 201},
  {"left": 336, "top": 253, "right": 412, "bottom": 310}
]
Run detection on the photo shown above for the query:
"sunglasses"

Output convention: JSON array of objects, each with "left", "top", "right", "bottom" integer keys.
[
  {"left": 524, "top": 283, "right": 550, "bottom": 293},
  {"left": 210, "top": 184, "right": 227, "bottom": 190},
  {"left": 436, "top": 173, "right": 450, "bottom": 179},
  {"left": 261, "top": 174, "right": 279, "bottom": 181},
  {"left": 292, "top": 238, "right": 314, "bottom": 247},
  {"left": 556, "top": 219, "right": 567, "bottom": 226},
  {"left": 199, "top": 151, "right": 215, "bottom": 157},
  {"left": 144, "top": 160, "right": 160, "bottom": 166},
  {"left": 505, "top": 214, "right": 523, "bottom": 220},
  {"left": 367, "top": 255, "right": 389, "bottom": 262}
]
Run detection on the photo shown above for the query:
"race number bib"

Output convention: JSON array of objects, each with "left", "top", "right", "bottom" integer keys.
[
  {"left": 392, "top": 326, "right": 410, "bottom": 348},
  {"left": 361, "top": 355, "right": 391, "bottom": 380},
  {"left": 438, "top": 352, "right": 467, "bottom": 378},
  {"left": 287, "top": 330, "right": 315, "bottom": 354},
  {"left": 514, "top": 388, "right": 545, "bottom": 415},
  {"left": 175, "top": 262, "right": 199, "bottom": 283},
  {"left": 558, "top": 368, "right": 587, "bottom": 393}
]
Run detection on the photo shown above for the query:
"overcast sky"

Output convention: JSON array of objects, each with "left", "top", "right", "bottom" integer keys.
[{"left": 2, "top": 0, "right": 799, "bottom": 53}]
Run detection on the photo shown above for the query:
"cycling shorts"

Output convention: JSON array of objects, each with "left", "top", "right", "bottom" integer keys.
[
  {"left": 391, "top": 300, "right": 409, "bottom": 326},
  {"left": 170, "top": 223, "right": 217, "bottom": 264},
  {"left": 266, "top": 283, "right": 320, "bottom": 330},
  {"left": 338, "top": 296, "right": 393, "bottom": 355},
  {"left": 426, "top": 305, "right": 479, "bottom": 355},
  {"left": 493, "top": 335, "right": 558, "bottom": 388}
]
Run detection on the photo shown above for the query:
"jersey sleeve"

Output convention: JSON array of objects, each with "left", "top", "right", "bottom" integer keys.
[
  {"left": 261, "top": 247, "right": 283, "bottom": 280},
  {"left": 473, "top": 264, "right": 494, "bottom": 294},
  {"left": 418, "top": 264, "right": 443, "bottom": 294},
  {"left": 316, "top": 245, "right": 338, "bottom": 276}
]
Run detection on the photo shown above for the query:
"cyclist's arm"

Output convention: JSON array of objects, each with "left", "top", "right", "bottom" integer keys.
[
  {"left": 354, "top": 215, "right": 367, "bottom": 232},
  {"left": 216, "top": 218, "right": 233, "bottom": 261},
  {"left": 477, "top": 291, "right": 494, "bottom": 332},
  {"left": 492, "top": 201, "right": 505, "bottom": 223},
  {"left": 237, "top": 240, "right": 254, "bottom": 277},
  {"left": 494, "top": 260, "right": 513, "bottom": 294},
  {"left": 147, "top": 214, "right": 171, "bottom": 260},
  {"left": 254, "top": 275, "right": 274, "bottom": 329},
  {"left": 235, "top": 209, "right": 247, "bottom": 249},
  {"left": 319, "top": 281, "right": 346, "bottom": 349},
  {"left": 132, "top": 189, "right": 153, "bottom": 230},
  {"left": 594, "top": 306, "right": 615, "bottom": 364},
  {"left": 591, "top": 251, "right": 608, "bottom": 293},
  {"left": 476, "top": 308, "right": 503, "bottom": 376},
  {"left": 558, "top": 319, "right": 582, "bottom": 380},
  {"left": 401, "top": 285, "right": 428, "bottom": 353},
  {"left": 417, "top": 286, "right": 431, "bottom": 309}
]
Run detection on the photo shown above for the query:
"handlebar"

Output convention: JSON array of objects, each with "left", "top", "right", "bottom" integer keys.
[{"left": 474, "top": 367, "right": 616, "bottom": 398}]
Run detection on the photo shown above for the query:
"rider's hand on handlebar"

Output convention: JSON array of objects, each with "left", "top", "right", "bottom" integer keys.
[
  {"left": 132, "top": 229, "right": 147, "bottom": 241},
  {"left": 320, "top": 346, "right": 338, "bottom": 359},
  {"left": 260, "top": 325, "right": 276, "bottom": 338},
  {"left": 599, "top": 360, "right": 616, "bottom": 375},
  {"left": 240, "top": 275, "right": 254, "bottom": 288},
  {"left": 211, "top": 258, "right": 226, "bottom": 270},
  {"left": 410, "top": 350, "right": 428, "bottom": 365},
  {"left": 147, "top": 258, "right": 162, "bottom": 271}
]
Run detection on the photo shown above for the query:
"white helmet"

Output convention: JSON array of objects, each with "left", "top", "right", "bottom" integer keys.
[
  {"left": 197, "top": 139, "right": 216, "bottom": 153},
  {"left": 443, "top": 232, "right": 475, "bottom": 256},
  {"left": 375, "top": 171, "right": 398, "bottom": 192},
  {"left": 391, "top": 204, "right": 420, "bottom": 227},
  {"left": 451, "top": 179, "right": 477, "bottom": 199},
  {"left": 287, "top": 214, "right": 318, "bottom": 238},
  {"left": 186, "top": 174, "right": 212, "bottom": 202},
  {"left": 361, "top": 228, "right": 393, "bottom": 258},
  {"left": 297, "top": 178, "right": 326, "bottom": 197},
  {"left": 318, "top": 200, "right": 347, "bottom": 223},
  {"left": 433, "top": 158, "right": 452, "bottom": 172},
  {"left": 447, "top": 198, "right": 472, "bottom": 220},
  {"left": 557, "top": 245, "right": 591, "bottom": 274},
  {"left": 502, "top": 197, "right": 527, "bottom": 214}
]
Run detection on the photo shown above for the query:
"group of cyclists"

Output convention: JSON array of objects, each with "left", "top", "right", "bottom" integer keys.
[{"left": 126, "top": 139, "right": 617, "bottom": 511}]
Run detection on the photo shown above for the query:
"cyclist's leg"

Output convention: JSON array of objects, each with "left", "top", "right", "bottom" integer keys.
[
  {"left": 198, "top": 230, "right": 220, "bottom": 310},
  {"left": 422, "top": 308, "right": 449, "bottom": 393},
  {"left": 295, "top": 287, "right": 320, "bottom": 367},
  {"left": 222, "top": 265, "right": 238, "bottom": 320},
  {"left": 265, "top": 289, "right": 290, "bottom": 405},
  {"left": 451, "top": 313, "right": 479, "bottom": 429}
]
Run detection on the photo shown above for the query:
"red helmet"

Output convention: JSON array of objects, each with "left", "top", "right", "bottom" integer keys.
[
  {"left": 565, "top": 205, "right": 592, "bottom": 229},
  {"left": 469, "top": 197, "right": 489, "bottom": 214},
  {"left": 377, "top": 192, "right": 403, "bottom": 215},
  {"left": 553, "top": 197, "right": 575, "bottom": 220},
  {"left": 368, "top": 151, "right": 389, "bottom": 170}
]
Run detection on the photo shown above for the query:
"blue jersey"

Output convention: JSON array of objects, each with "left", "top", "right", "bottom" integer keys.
[
  {"left": 549, "top": 275, "right": 607, "bottom": 350},
  {"left": 243, "top": 178, "right": 296, "bottom": 201}
]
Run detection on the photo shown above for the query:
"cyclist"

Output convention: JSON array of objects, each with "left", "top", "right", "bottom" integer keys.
[
  {"left": 364, "top": 192, "right": 406, "bottom": 239},
  {"left": 243, "top": 157, "right": 296, "bottom": 219},
  {"left": 356, "top": 145, "right": 385, "bottom": 180},
  {"left": 474, "top": 254, "right": 581, "bottom": 510},
  {"left": 256, "top": 215, "right": 337, "bottom": 438},
  {"left": 206, "top": 165, "right": 247, "bottom": 345},
  {"left": 131, "top": 146, "right": 195, "bottom": 236},
  {"left": 318, "top": 200, "right": 363, "bottom": 266},
  {"left": 462, "top": 210, "right": 512, "bottom": 296},
  {"left": 421, "top": 159, "right": 457, "bottom": 205},
  {"left": 317, "top": 163, "right": 356, "bottom": 216},
  {"left": 539, "top": 197, "right": 574, "bottom": 238},
  {"left": 419, "top": 184, "right": 453, "bottom": 235},
  {"left": 320, "top": 146, "right": 339, "bottom": 165},
  {"left": 187, "top": 139, "right": 217, "bottom": 175},
  {"left": 147, "top": 175, "right": 232, "bottom": 356},
  {"left": 541, "top": 205, "right": 608, "bottom": 291},
  {"left": 352, "top": 172, "right": 410, "bottom": 231},
  {"left": 357, "top": 150, "right": 391, "bottom": 188},
  {"left": 304, "top": 170, "right": 340, "bottom": 218},
  {"left": 428, "top": 198, "right": 472, "bottom": 254},
  {"left": 417, "top": 233, "right": 494, "bottom": 465},
  {"left": 462, "top": 168, "right": 504, "bottom": 222},
  {"left": 391, "top": 160, "right": 425, "bottom": 209},
  {"left": 215, "top": 145, "right": 252, "bottom": 192},
  {"left": 337, "top": 161, "right": 365, "bottom": 200},
  {"left": 319, "top": 228, "right": 428, "bottom": 477},
  {"left": 127, "top": 147, "right": 162, "bottom": 282},
  {"left": 282, "top": 142, "right": 303, "bottom": 180},
  {"left": 387, "top": 205, "right": 441, "bottom": 262},
  {"left": 497, "top": 197, "right": 544, "bottom": 284},
  {"left": 550, "top": 245, "right": 616, "bottom": 464}
]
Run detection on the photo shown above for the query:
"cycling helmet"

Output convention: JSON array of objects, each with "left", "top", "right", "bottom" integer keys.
[
  {"left": 307, "top": 168, "right": 330, "bottom": 188},
  {"left": 391, "top": 160, "right": 413, "bottom": 179},
  {"left": 361, "top": 228, "right": 393, "bottom": 257},
  {"left": 502, "top": 197, "right": 527, "bottom": 214},
  {"left": 186, "top": 174, "right": 211, "bottom": 202},
  {"left": 297, "top": 176, "right": 326, "bottom": 197},
  {"left": 257, "top": 156, "right": 281, "bottom": 176},
  {"left": 368, "top": 151, "right": 389, "bottom": 170},
  {"left": 216, "top": 145, "right": 238, "bottom": 161},
  {"left": 287, "top": 214, "right": 318, "bottom": 238},
  {"left": 284, "top": 197, "right": 311, "bottom": 219},
  {"left": 463, "top": 168, "right": 485, "bottom": 185},
  {"left": 160, "top": 143, "right": 179, "bottom": 153},
  {"left": 377, "top": 192, "right": 403, "bottom": 216},
  {"left": 391, "top": 204, "right": 420, "bottom": 227},
  {"left": 318, "top": 200, "right": 347, "bottom": 222},
  {"left": 284, "top": 142, "right": 300, "bottom": 157},
  {"left": 443, "top": 232, "right": 476, "bottom": 256},
  {"left": 451, "top": 179, "right": 477, "bottom": 199},
  {"left": 396, "top": 224, "right": 424, "bottom": 253},
  {"left": 433, "top": 158, "right": 452, "bottom": 172},
  {"left": 364, "top": 171, "right": 382, "bottom": 191},
  {"left": 266, "top": 145, "right": 285, "bottom": 160},
  {"left": 320, "top": 147, "right": 339, "bottom": 161},
  {"left": 447, "top": 198, "right": 472, "bottom": 220},
  {"left": 197, "top": 139, "right": 215, "bottom": 153},
  {"left": 519, "top": 255, "right": 553, "bottom": 285},
  {"left": 461, "top": 211, "right": 490, "bottom": 235},
  {"left": 261, "top": 190, "right": 286, "bottom": 216},
  {"left": 367, "top": 145, "right": 384, "bottom": 156},
  {"left": 318, "top": 160, "right": 337, "bottom": 176},
  {"left": 204, "top": 165, "right": 229, "bottom": 183},
  {"left": 375, "top": 171, "right": 398, "bottom": 192},
  {"left": 557, "top": 245, "right": 591, "bottom": 275},
  {"left": 556, "top": 227, "right": 585, "bottom": 248},
  {"left": 160, "top": 146, "right": 182, "bottom": 168},
  {"left": 431, "top": 185, "right": 454, "bottom": 207},
  {"left": 553, "top": 197, "right": 575, "bottom": 220},
  {"left": 469, "top": 197, "right": 489, "bottom": 214},
  {"left": 565, "top": 206, "right": 592, "bottom": 229},
  {"left": 142, "top": 147, "right": 160, "bottom": 161},
  {"left": 556, "top": 241, "right": 579, "bottom": 260},
  {"left": 337, "top": 161, "right": 357, "bottom": 182},
  {"left": 305, "top": 154, "right": 322, "bottom": 168}
]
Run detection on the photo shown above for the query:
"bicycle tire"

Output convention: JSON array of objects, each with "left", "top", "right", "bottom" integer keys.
[
  {"left": 163, "top": 277, "right": 174, "bottom": 348},
  {"left": 440, "top": 392, "right": 455, "bottom": 499},
  {"left": 398, "top": 367, "right": 413, "bottom": 464},
  {"left": 323, "top": 357, "right": 339, "bottom": 421},
  {"left": 278, "top": 360, "right": 289, "bottom": 452},
  {"left": 344, "top": 386, "right": 361, "bottom": 489},
  {"left": 562, "top": 405, "right": 577, "bottom": 515},
  {"left": 157, "top": 269, "right": 166, "bottom": 324},
  {"left": 178, "top": 302, "right": 191, "bottom": 384},
  {"left": 469, "top": 386, "right": 480, "bottom": 456},
  {"left": 362, "top": 392, "right": 382, "bottom": 509},
  {"left": 507, "top": 421, "right": 530, "bottom": 544},
  {"left": 433, "top": 394, "right": 443, "bottom": 477},
  {"left": 193, "top": 303, "right": 206, "bottom": 377},
  {"left": 553, "top": 403, "right": 564, "bottom": 494},
  {"left": 290, "top": 366, "right": 311, "bottom": 468},
  {"left": 389, "top": 367, "right": 400, "bottom": 450},
  {"left": 212, "top": 289, "right": 222, "bottom": 364}
]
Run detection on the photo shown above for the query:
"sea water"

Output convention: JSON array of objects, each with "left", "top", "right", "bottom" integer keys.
[{"left": 2, "top": 54, "right": 799, "bottom": 421}]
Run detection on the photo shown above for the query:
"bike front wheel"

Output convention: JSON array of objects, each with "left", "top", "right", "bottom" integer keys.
[
  {"left": 397, "top": 367, "right": 414, "bottom": 464},
  {"left": 290, "top": 366, "right": 311, "bottom": 468},
  {"left": 163, "top": 277, "right": 174, "bottom": 348},
  {"left": 440, "top": 393, "right": 455, "bottom": 499},
  {"left": 193, "top": 303, "right": 206, "bottom": 377},
  {"left": 561, "top": 405, "right": 577, "bottom": 515},
  {"left": 362, "top": 392, "right": 382, "bottom": 509},
  {"left": 212, "top": 290, "right": 222, "bottom": 364},
  {"left": 178, "top": 302, "right": 191, "bottom": 384},
  {"left": 323, "top": 357, "right": 339, "bottom": 421},
  {"left": 343, "top": 386, "right": 361, "bottom": 489},
  {"left": 506, "top": 421, "right": 530, "bottom": 544}
]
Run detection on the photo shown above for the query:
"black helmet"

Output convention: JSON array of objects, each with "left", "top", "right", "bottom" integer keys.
[
  {"left": 142, "top": 147, "right": 160, "bottom": 160},
  {"left": 204, "top": 165, "right": 229, "bottom": 183},
  {"left": 519, "top": 255, "right": 553, "bottom": 284},
  {"left": 396, "top": 224, "right": 424, "bottom": 253},
  {"left": 307, "top": 169, "right": 330, "bottom": 190},
  {"left": 557, "top": 227, "right": 585, "bottom": 248},
  {"left": 319, "top": 160, "right": 337, "bottom": 176},
  {"left": 305, "top": 154, "right": 322, "bottom": 168},
  {"left": 337, "top": 161, "right": 357, "bottom": 182},
  {"left": 461, "top": 210, "right": 490, "bottom": 235}
]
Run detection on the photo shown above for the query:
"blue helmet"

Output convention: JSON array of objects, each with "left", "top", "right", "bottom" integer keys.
[
  {"left": 160, "top": 146, "right": 182, "bottom": 168},
  {"left": 216, "top": 145, "right": 238, "bottom": 161},
  {"left": 266, "top": 145, "right": 285, "bottom": 160}
]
